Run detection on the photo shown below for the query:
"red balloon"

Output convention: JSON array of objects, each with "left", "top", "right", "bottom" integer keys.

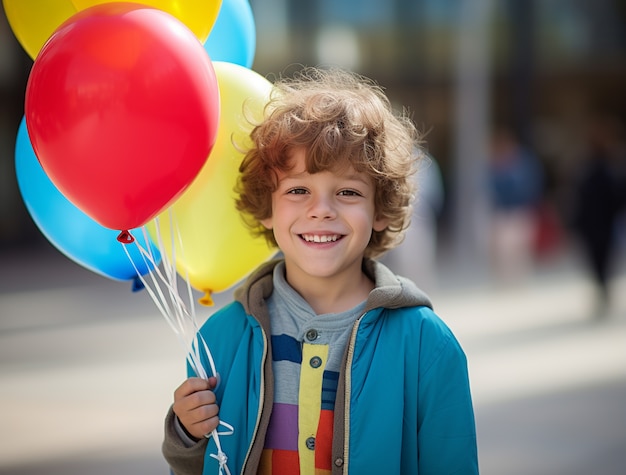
[{"left": 25, "top": 3, "right": 220, "bottom": 235}]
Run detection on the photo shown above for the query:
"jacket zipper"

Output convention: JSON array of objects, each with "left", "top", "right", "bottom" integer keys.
[
  {"left": 241, "top": 326, "right": 268, "bottom": 474},
  {"left": 342, "top": 312, "right": 366, "bottom": 474}
]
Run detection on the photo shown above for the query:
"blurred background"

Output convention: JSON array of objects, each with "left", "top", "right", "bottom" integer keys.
[{"left": 1, "top": 1, "right": 625, "bottom": 474}]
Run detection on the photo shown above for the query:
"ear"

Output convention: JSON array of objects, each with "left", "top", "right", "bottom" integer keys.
[
  {"left": 373, "top": 215, "right": 390, "bottom": 232},
  {"left": 260, "top": 216, "right": 273, "bottom": 230}
]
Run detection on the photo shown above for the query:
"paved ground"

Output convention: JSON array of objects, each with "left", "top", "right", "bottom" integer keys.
[{"left": 0, "top": 245, "right": 625, "bottom": 474}]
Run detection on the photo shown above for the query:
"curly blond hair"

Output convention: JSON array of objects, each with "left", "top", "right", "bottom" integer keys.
[{"left": 235, "top": 67, "right": 422, "bottom": 258}]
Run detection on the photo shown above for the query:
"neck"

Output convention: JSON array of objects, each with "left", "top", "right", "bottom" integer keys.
[{"left": 285, "top": 263, "right": 374, "bottom": 315}]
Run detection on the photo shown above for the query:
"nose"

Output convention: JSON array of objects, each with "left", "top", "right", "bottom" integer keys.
[{"left": 308, "top": 194, "right": 336, "bottom": 220}]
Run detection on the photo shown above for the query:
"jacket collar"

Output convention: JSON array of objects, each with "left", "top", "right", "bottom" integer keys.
[{"left": 234, "top": 258, "right": 432, "bottom": 319}]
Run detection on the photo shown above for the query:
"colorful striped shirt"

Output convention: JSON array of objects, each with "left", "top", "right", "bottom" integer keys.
[{"left": 259, "top": 263, "right": 365, "bottom": 475}]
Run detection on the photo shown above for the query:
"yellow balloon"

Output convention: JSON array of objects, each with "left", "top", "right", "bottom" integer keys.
[
  {"left": 3, "top": 0, "right": 222, "bottom": 60},
  {"left": 148, "top": 61, "right": 277, "bottom": 305},
  {"left": 3, "top": 0, "right": 76, "bottom": 60},
  {"left": 72, "top": 0, "right": 222, "bottom": 44}
]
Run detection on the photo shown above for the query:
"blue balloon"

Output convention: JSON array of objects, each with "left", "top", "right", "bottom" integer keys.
[
  {"left": 15, "top": 116, "right": 161, "bottom": 289},
  {"left": 204, "top": 0, "right": 256, "bottom": 68}
]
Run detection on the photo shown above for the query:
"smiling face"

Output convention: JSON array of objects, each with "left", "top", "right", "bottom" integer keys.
[{"left": 261, "top": 148, "right": 389, "bottom": 295}]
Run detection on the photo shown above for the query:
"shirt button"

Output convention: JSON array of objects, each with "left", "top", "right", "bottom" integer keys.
[
  {"left": 306, "top": 436, "right": 316, "bottom": 450},
  {"left": 309, "top": 356, "right": 322, "bottom": 368},
  {"left": 305, "top": 329, "right": 318, "bottom": 341},
  {"left": 334, "top": 457, "right": 344, "bottom": 467}
]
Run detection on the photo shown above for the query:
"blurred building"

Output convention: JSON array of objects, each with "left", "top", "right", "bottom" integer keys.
[{"left": 1, "top": 0, "right": 625, "bottom": 261}]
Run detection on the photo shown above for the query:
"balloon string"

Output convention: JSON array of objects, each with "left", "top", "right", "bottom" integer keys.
[
  {"left": 121, "top": 218, "right": 232, "bottom": 475},
  {"left": 137, "top": 222, "right": 191, "bottom": 338},
  {"left": 208, "top": 420, "right": 234, "bottom": 475}
]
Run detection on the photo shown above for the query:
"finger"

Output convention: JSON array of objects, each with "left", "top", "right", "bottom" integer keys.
[
  {"left": 174, "top": 377, "right": 212, "bottom": 400},
  {"left": 188, "top": 401, "right": 220, "bottom": 423},
  {"left": 180, "top": 402, "right": 220, "bottom": 439},
  {"left": 174, "top": 390, "right": 217, "bottom": 419},
  {"left": 188, "top": 413, "right": 221, "bottom": 439}
]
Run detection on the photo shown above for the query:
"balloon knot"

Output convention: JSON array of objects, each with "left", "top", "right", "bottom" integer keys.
[
  {"left": 117, "top": 230, "right": 135, "bottom": 244},
  {"left": 131, "top": 276, "right": 145, "bottom": 292},
  {"left": 199, "top": 290, "right": 214, "bottom": 306}
]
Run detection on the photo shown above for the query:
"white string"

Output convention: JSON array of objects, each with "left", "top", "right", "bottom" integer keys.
[{"left": 121, "top": 219, "right": 232, "bottom": 475}]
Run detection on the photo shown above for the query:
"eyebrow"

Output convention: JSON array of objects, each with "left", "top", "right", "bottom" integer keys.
[
  {"left": 342, "top": 173, "right": 371, "bottom": 184},
  {"left": 281, "top": 169, "right": 370, "bottom": 184}
]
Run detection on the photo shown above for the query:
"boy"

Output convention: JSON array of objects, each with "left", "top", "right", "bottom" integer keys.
[{"left": 162, "top": 67, "right": 478, "bottom": 475}]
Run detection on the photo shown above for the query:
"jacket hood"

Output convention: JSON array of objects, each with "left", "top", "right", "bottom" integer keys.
[
  {"left": 234, "top": 258, "right": 432, "bottom": 317},
  {"left": 362, "top": 257, "right": 433, "bottom": 312}
]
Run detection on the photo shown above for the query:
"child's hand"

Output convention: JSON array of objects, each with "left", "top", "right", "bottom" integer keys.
[{"left": 172, "top": 376, "right": 220, "bottom": 440}]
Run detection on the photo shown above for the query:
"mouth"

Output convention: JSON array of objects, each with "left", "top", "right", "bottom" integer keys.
[{"left": 300, "top": 233, "right": 342, "bottom": 243}]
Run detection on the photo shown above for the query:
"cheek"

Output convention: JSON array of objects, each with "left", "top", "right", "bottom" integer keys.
[
  {"left": 350, "top": 208, "right": 382, "bottom": 235},
  {"left": 260, "top": 195, "right": 280, "bottom": 229},
  {"left": 358, "top": 202, "right": 386, "bottom": 232}
]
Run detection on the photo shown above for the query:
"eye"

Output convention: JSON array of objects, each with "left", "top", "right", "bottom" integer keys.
[
  {"left": 287, "top": 187, "right": 308, "bottom": 195},
  {"left": 338, "top": 189, "right": 362, "bottom": 197}
]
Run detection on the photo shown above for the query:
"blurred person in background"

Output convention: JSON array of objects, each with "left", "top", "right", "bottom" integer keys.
[
  {"left": 381, "top": 151, "right": 444, "bottom": 293},
  {"left": 570, "top": 115, "right": 626, "bottom": 318},
  {"left": 487, "top": 126, "right": 544, "bottom": 283}
]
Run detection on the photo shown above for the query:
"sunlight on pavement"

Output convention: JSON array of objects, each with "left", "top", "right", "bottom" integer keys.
[{"left": 436, "top": 273, "right": 626, "bottom": 406}]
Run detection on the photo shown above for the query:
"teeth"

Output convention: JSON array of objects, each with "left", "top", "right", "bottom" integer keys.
[{"left": 302, "top": 234, "right": 340, "bottom": 243}]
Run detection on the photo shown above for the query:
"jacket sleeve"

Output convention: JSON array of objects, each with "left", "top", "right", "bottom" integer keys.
[
  {"left": 417, "top": 319, "right": 479, "bottom": 474},
  {"left": 162, "top": 405, "right": 207, "bottom": 475}
]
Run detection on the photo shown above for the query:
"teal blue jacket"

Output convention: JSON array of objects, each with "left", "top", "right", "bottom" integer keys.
[{"left": 163, "top": 259, "right": 478, "bottom": 475}]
